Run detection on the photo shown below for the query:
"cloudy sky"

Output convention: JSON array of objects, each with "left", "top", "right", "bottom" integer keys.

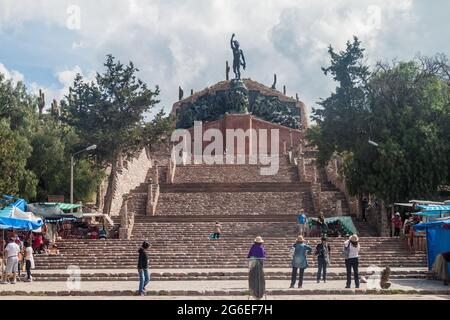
[{"left": 0, "top": 0, "right": 449, "bottom": 118}]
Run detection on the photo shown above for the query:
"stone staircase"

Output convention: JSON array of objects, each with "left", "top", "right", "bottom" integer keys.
[
  {"left": 173, "top": 163, "right": 299, "bottom": 183},
  {"left": 34, "top": 235, "right": 426, "bottom": 270},
  {"left": 128, "top": 161, "right": 317, "bottom": 217},
  {"left": 29, "top": 269, "right": 428, "bottom": 282},
  {"left": 317, "top": 168, "right": 351, "bottom": 216},
  {"left": 353, "top": 220, "right": 379, "bottom": 237},
  {"left": 29, "top": 156, "right": 428, "bottom": 294}
]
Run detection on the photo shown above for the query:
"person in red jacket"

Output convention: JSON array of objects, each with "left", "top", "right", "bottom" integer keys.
[{"left": 391, "top": 212, "right": 403, "bottom": 237}]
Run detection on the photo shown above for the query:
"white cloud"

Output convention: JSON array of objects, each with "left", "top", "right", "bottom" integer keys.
[
  {"left": 27, "top": 65, "right": 96, "bottom": 110},
  {"left": 0, "top": 63, "right": 25, "bottom": 85},
  {"left": 0, "top": 0, "right": 447, "bottom": 119}
]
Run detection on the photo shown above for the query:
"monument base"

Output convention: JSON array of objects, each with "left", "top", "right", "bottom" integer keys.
[{"left": 230, "top": 79, "right": 248, "bottom": 92}]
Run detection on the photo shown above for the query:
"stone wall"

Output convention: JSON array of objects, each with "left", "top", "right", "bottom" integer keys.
[
  {"left": 183, "top": 114, "right": 303, "bottom": 157},
  {"left": 173, "top": 164, "right": 299, "bottom": 183},
  {"left": 119, "top": 196, "right": 134, "bottom": 240},
  {"left": 319, "top": 191, "right": 340, "bottom": 215},
  {"left": 325, "top": 157, "right": 359, "bottom": 217},
  {"left": 156, "top": 191, "right": 310, "bottom": 216},
  {"left": 108, "top": 149, "right": 152, "bottom": 217}
]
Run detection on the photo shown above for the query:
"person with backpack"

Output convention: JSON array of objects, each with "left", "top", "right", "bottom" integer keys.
[
  {"left": 315, "top": 236, "right": 331, "bottom": 283},
  {"left": 289, "top": 236, "right": 312, "bottom": 289},
  {"left": 343, "top": 234, "right": 360, "bottom": 289},
  {"left": 297, "top": 209, "right": 308, "bottom": 236},
  {"left": 137, "top": 241, "right": 150, "bottom": 296}
]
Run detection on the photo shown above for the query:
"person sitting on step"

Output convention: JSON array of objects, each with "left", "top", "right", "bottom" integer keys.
[{"left": 211, "top": 222, "right": 222, "bottom": 240}]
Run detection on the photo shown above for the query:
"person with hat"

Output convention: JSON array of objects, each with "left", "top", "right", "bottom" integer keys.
[
  {"left": 247, "top": 236, "right": 266, "bottom": 260},
  {"left": 391, "top": 212, "right": 403, "bottom": 237},
  {"left": 315, "top": 236, "right": 331, "bottom": 283},
  {"left": 137, "top": 241, "right": 150, "bottom": 296},
  {"left": 343, "top": 234, "right": 361, "bottom": 289},
  {"left": 247, "top": 236, "right": 266, "bottom": 300},
  {"left": 290, "top": 235, "right": 312, "bottom": 288}
]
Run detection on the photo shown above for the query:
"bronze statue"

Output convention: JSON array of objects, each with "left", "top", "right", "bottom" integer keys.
[{"left": 230, "top": 33, "right": 246, "bottom": 80}]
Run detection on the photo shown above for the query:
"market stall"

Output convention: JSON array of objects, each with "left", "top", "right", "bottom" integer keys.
[
  {"left": 395, "top": 202, "right": 450, "bottom": 251},
  {"left": 0, "top": 205, "right": 43, "bottom": 281},
  {"left": 414, "top": 218, "right": 450, "bottom": 270},
  {"left": 58, "top": 212, "right": 113, "bottom": 239}
]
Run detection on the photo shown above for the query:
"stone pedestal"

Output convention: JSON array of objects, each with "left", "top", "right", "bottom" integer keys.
[{"left": 228, "top": 80, "right": 249, "bottom": 114}]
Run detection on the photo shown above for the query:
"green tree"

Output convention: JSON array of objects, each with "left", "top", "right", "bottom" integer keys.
[
  {"left": 26, "top": 119, "right": 104, "bottom": 202},
  {"left": 359, "top": 58, "right": 450, "bottom": 203},
  {"left": 308, "top": 37, "right": 370, "bottom": 165},
  {"left": 61, "top": 55, "right": 162, "bottom": 214},
  {"left": 0, "top": 118, "right": 37, "bottom": 198},
  {"left": 0, "top": 74, "right": 38, "bottom": 199},
  {"left": 308, "top": 37, "right": 450, "bottom": 204}
]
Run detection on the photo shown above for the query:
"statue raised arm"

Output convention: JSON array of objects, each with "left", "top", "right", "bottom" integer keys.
[
  {"left": 230, "top": 33, "right": 236, "bottom": 50},
  {"left": 230, "top": 33, "right": 245, "bottom": 80}
]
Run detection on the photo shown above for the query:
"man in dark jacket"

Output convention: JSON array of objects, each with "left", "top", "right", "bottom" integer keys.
[
  {"left": 137, "top": 241, "right": 150, "bottom": 296},
  {"left": 315, "top": 236, "right": 331, "bottom": 283}
]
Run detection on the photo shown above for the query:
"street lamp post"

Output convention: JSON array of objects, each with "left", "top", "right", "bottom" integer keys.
[{"left": 70, "top": 145, "right": 97, "bottom": 207}]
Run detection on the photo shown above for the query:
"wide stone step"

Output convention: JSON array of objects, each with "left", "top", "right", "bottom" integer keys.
[
  {"left": 173, "top": 165, "right": 300, "bottom": 184},
  {"left": 160, "top": 182, "right": 312, "bottom": 193},
  {"left": 155, "top": 191, "right": 309, "bottom": 216},
  {"left": 29, "top": 271, "right": 428, "bottom": 282}
]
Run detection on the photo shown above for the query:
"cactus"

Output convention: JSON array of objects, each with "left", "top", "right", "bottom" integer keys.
[
  {"left": 51, "top": 99, "right": 61, "bottom": 118},
  {"left": 178, "top": 86, "right": 184, "bottom": 101},
  {"left": 271, "top": 74, "right": 277, "bottom": 89},
  {"left": 226, "top": 61, "right": 230, "bottom": 81},
  {"left": 38, "top": 89, "right": 45, "bottom": 116}
]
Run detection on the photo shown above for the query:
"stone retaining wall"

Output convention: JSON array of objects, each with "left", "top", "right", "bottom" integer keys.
[
  {"left": 108, "top": 149, "right": 152, "bottom": 217},
  {"left": 156, "top": 191, "right": 309, "bottom": 216}
]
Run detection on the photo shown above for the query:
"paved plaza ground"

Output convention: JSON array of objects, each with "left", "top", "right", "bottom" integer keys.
[
  {"left": 0, "top": 276, "right": 448, "bottom": 298},
  {"left": 1, "top": 295, "right": 448, "bottom": 300}
]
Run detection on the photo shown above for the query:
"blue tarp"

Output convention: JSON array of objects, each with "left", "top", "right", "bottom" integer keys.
[
  {"left": 0, "top": 216, "right": 43, "bottom": 231},
  {"left": 414, "top": 219, "right": 450, "bottom": 270},
  {"left": 1, "top": 194, "right": 28, "bottom": 218},
  {"left": 1, "top": 195, "right": 27, "bottom": 212},
  {"left": 0, "top": 195, "right": 43, "bottom": 231},
  {"left": 0, "top": 207, "right": 12, "bottom": 218}
]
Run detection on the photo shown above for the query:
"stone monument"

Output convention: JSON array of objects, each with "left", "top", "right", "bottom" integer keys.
[{"left": 229, "top": 33, "right": 249, "bottom": 114}]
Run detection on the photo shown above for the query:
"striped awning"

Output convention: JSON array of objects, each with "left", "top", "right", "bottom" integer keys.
[
  {"left": 45, "top": 203, "right": 82, "bottom": 211},
  {"left": 417, "top": 205, "right": 450, "bottom": 212}
]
